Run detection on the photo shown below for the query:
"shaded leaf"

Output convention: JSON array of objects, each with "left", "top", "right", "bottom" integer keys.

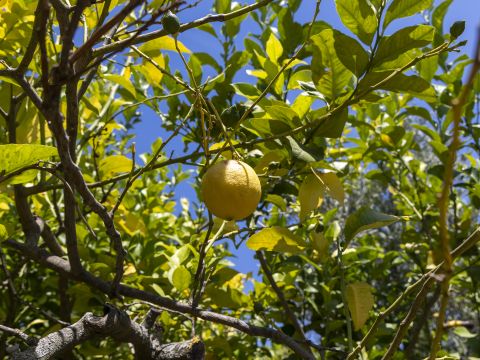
[
  {"left": 246, "top": 227, "right": 307, "bottom": 254},
  {"left": 450, "top": 21, "right": 465, "bottom": 40},
  {"left": 0, "top": 224, "right": 7, "bottom": 241},
  {"left": 345, "top": 206, "right": 401, "bottom": 243},
  {"left": 313, "top": 106, "right": 349, "bottom": 138},
  {"left": 299, "top": 174, "right": 324, "bottom": 220},
  {"left": 316, "top": 172, "right": 345, "bottom": 204},
  {"left": 373, "top": 25, "right": 435, "bottom": 70},
  {"left": 285, "top": 136, "right": 317, "bottom": 163},
  {"left": 346, "top": 282, "right": 374, "bottom": 330},
  {"left": 333, "top": 31, "right": 369, "bottom": 76}
]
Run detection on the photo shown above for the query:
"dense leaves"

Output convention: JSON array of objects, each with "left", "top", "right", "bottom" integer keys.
[{"left": 0, "top": 0, "right": 479, "bottom": 359}]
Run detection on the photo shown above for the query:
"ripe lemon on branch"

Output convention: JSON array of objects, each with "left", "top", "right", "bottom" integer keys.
[{"left": 201, "top": 160, "right": 261, "bottom": 221}]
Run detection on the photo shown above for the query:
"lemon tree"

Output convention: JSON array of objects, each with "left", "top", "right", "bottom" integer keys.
[{"left": 0, "top": 0, "right": 479, "bottom": 359}]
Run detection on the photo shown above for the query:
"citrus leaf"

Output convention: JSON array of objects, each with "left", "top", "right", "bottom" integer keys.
[
  {"left": 171, "top": 266, "right": 191, "bottom": 292},
  {"left": 103, "top": 74, "right": 136, "bottom": 98},
  {"left": 453, "top": 326, "right": 477, "bottom": 338},
  {"left": 373, "top": 25, "right": 435, "bottom": 70},
  {"left": 0, "top": 144, "right": 57, "bottom": 175},
  {"left": 136, "top": 36, "right": 190, "bottom": 56},
  {"left": 346, "top": 282, "right": 374, "bottom": 330},
  {"left": 311, "top": 29, "right": 353, "bottom": 100},
  {"left": 246, "top": 226, "right": 307, "bottom": 254},
  {"left": 316, "top": 172, "right": 345, "bottom": 204},
  {"left": 335, "top": 0, "right": 377, "bottom": 45},
  {"left": 299, "top": 174, "right": 324, "bottom": 220},
  {"left": 0, "top": 224, "right": 7, "bottom": 241},
  {"left": 345, "top": 206, "right": 401, "bottom": 243},
  {"left": 384, "top": 0, "right": 433, "bottom": 27},
  {"left": 285, "top": 136, "right": 317, "bottom": 163},
  {"left": 266, "top": 33, "right": 283, "bottom": 62},
  {"left": 99, "top": 155, "right": 133, "bottom": 179}
]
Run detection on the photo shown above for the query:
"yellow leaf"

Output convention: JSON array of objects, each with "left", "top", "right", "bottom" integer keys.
[
  {"left": 316, "top": 172, "right": 345, "bottom": 204},
  {"left": 266, "top": 33, "right": 283, "bottom": 61},
  {"left": 137, "top": 36, "right": 190, "bottom": 56},
  {"left": 103, "top": 74, "right": 136, "bottom": 98},
  {"left": 99, "top": 155, "right": 132, "bottom": 179},
  {"left": 139, "top": 54, "right": 165, "bottom": 85},
  {"left": 124, "top": 263, "right": 136, "bottom": 276},
  {"left": 246, "top": 226, "right": 306, "bottom": 254},
  {"left": 346, "top": 282, "right": 374, "bottom": 330},
  {"left": 311, "top": 231, "right": 330, "bottom": 261},
  {"left": 299, "top": 174, "right": 324, "bottom": 220}
]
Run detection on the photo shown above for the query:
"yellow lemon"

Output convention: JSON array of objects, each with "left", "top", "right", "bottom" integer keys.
[{"left": 201, "top": 160, "right": 261, "bottom": 220}]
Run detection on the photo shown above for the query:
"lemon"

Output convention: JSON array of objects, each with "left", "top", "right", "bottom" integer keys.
[{"left": 201, "top": 160, "right": 261, "bottom": 220}]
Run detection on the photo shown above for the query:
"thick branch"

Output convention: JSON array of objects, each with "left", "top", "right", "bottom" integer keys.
[
  {"left": 10, "top": 304, "right": 203, "bottom": 360},
  {"left": 5, "top": 240, "right": 315, "bottom": 359}
]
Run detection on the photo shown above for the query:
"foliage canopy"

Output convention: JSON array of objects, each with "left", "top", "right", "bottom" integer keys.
[{"left": 0, "top": 0, "right": 479, "bottom": 359}]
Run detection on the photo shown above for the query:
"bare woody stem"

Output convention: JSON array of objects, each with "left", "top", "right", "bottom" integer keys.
[{"left": 428, "top": 29, "right": 480, "bottom": 359}]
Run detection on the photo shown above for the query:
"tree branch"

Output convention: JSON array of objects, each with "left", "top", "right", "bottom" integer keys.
[
  {"left": 10, "top": 304, "right": 204, "bottom": 360},
  {"left": 257, "top": 251, "right": 314, "bottom": 358},
  {"left": 91, "top": 0, "right": 274, "bottom": 59},
  {"left": 5, "top": 240, "right": 316, "bottom": 359}
]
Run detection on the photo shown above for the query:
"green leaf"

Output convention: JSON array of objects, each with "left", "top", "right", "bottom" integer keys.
[
  {"left": 373, "top": 25, "right": 435, "bottom": 70},
  {"left": 335, "top": 0, "right": 377, "bottom": 45},
  {"left": 232, "top": 83, "right": 262, "bottom": 100},
  {"left": 265, "top": 194, "right": 287, "bottom": 211},
  {"left": 358, "top": 72, "right": 436, "bottom": 102},
  {"left": 171, "top": 266, "right": 191, "bottom": 292},
  {"left": 453, "top": 326, "right": 477, "bottom": 339},
  {"left": 345, "top": 206, "right": 401, "bottom": 243},
  {"left": 215, "top": 0, "right": 230, "bottom": 13},
  {"left": 266, "top": 33, "right": 283, "bottom": 62},
  {"left": 285, "top": 136, "right": 317, "bottom": 163},
  {"left": 333, "top": 31, "right": 369, "bottom": 77},
  {"left": 383, "top": 0, "right": 433, "bottom": 28},
  {"left": 311, "top": 29, "right": 353, "bottom": 100},
  {"left": 449, "top": 21, "right": 466, "bottom": 40},
  {"left": 246, "top": 227, "right": 307, "bottom": 254},
  {"left": 346, "top": 282, "right": 374, "bottom": 330},
  {"left": 432, "top": 0, "right": 453, "bottom": 32},
  {"left": 313, "top": 106, "right": 348, "bottom": 138},
  {"left": 0, "top": 224, "right": 7, "bottom": 241},
  {"left": 0, "top": 144, "right": 57, "bottom": 175},
  {"left": 99, "top": 155, "right": 133, "bottom": 179}
]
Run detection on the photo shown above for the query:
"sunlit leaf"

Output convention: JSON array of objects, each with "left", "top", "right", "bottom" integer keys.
[
  {"left": 335, "top": 0, "right": 377, "bottom": 45},
  {"left": 246, "top": 227, "right": 307, "bottom": 254},
  {"left": 0, "top": 144, "right": 57, "bottom": 175},
  {"left": 99, "top": 155, "right": 133, "bottom": 179},
  {"left": 384, "top": 0, "right": 433, "bottom": 27}
]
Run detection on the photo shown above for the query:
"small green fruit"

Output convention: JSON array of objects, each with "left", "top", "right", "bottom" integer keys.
[
  {"left": 220, "top": 103, "right": 249, "bottom": 128},
  {"left": 162, "top": 11, "right": 180, "bottom": 35}
]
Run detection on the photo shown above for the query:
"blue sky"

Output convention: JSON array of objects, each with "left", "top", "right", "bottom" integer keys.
[{"left": 130, "top": 0, "right": 480, "bottom": 277}]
